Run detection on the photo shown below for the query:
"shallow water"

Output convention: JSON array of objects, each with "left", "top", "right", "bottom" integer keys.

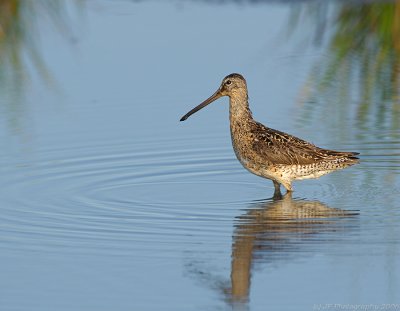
[{"left": 0, "top": 1, "right": 399, "bottom": 310}]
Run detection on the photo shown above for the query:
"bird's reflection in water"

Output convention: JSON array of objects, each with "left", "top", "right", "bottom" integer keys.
[
  {"left": 226, "top": 192, "right": 358, "bottom": 308},
  {"left": 185, "top": 193, "right": 358, "bottom": 309}
]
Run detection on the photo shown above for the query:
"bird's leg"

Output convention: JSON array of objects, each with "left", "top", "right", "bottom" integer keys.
[
  {"left": 281, "top": 181, "right": 293, "bottom": 193},
  {"left": 273, "top": 180, "right": 281, "bottom": 192},
  {"left": 273, "top": 180, "right": 282, "bottom": 199}
]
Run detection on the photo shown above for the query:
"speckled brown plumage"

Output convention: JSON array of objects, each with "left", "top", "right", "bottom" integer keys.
[{"left": 180, "top": 73, "right": 359, "bottom": 193}]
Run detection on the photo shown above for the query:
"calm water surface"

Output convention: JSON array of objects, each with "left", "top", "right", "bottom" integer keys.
[{"left": 0, "top": 1, "right": 399, "bottom": 310}]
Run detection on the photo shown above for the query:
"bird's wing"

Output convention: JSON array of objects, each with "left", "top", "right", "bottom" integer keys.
[{"left": 250, "top": 122, "right": 358, "bottom": 165}]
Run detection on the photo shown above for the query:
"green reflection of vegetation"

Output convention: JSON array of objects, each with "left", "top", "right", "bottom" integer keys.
[
  {"left": 294, "top": 2, "right": 400, "bottom": 137},
  {"left": 0, "top": 0, "right": 84, "bottom": 134}
]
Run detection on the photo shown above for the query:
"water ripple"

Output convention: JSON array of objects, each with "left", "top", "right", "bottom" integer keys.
[
  {"left": 1, "top": 134, "right": 398, "bottom": 256},
  {"left": 0, "top": 138, "right": 262, "bottom": 255}
]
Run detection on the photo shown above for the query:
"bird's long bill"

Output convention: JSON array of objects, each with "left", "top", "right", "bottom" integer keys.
[{"left": 180, "top": 90, "right": 223, "bottom": 121}]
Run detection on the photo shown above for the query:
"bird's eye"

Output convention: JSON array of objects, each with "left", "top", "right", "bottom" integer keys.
[{"left": 226, "top": 80, "right": 232, "bottom": 85}]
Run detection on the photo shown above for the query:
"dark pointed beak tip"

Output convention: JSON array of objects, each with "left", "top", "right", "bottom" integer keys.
[{"left": 179, "top": 90, "right": 222, "bottom": 123}]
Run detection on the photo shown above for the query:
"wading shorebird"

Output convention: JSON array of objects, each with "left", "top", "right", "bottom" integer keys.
[{"left": 180, "top": 74, "right": 359, "bottom": 194}]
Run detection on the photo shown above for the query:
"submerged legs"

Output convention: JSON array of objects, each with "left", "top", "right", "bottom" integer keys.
[
  {"left": 272, "top": 180, "right": 292, "bottom": 199},
  {"left": 273, "top": 180, "right": 282, "bottom": 199}
]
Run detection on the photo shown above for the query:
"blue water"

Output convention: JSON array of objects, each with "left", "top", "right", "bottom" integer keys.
[{"left": 0, "top": 1, "right": 399, "bottom": 310}]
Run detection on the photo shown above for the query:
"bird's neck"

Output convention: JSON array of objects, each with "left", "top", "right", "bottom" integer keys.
[{"left": 229, "top": 92, "right": 253, "bottom": 125}]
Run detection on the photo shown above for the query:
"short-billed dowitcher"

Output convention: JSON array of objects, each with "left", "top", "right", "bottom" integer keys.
[{"left": 180, "top": 73, "right": 359, "bottom": 193}]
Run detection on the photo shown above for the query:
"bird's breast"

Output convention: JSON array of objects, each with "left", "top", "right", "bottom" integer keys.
[{"left": 230, "top": 121, "right": 267, "bottom": 168}]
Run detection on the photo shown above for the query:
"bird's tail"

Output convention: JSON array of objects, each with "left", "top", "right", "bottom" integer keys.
[{"left": 324, "top": 150, "right": 360, "bottom": 166}]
